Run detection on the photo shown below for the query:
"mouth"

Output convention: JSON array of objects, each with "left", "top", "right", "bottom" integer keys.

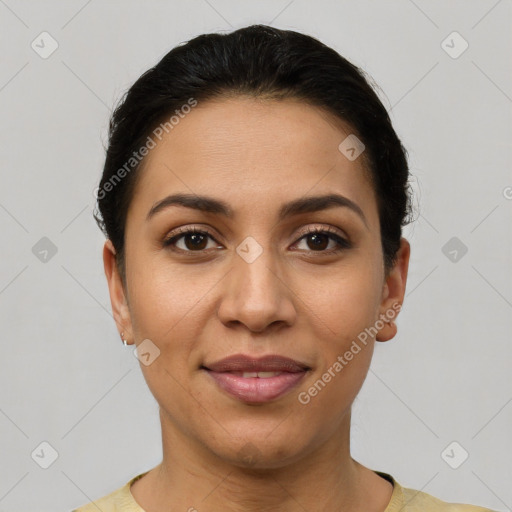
[{"left": 201, "top": 354, "right": 311, "bottom": 404}]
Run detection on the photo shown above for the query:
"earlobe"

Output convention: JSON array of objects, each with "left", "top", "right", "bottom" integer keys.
[
  {"left": 376, "top": 319, "right": 397, "bottom": 342},
  {"left": 103, "top": 239, "right": 133, "bottom": 343},
  {"left": 376, "top": 237, "right": 410, "bottom": 342}
]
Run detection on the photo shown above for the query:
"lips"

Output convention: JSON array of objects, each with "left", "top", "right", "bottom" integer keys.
[
  {"left": 203, "top": 354, "right": 310, "bottom": 373},
  {"left": 202, "top": 354, "right": 310, "bottom": 403}
]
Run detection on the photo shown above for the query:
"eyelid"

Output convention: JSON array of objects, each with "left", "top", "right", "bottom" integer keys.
[{"left": 296, "top": 223, "right": 347, "bottom": 239}]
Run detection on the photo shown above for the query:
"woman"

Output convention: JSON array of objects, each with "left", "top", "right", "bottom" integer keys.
[{"left": 73, "top": 24, "right": 495, "bottom": 512}]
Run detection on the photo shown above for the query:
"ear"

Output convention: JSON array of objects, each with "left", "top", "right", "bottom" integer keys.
[
  {"left": 103, "top": 239, "right": 133, "bottom": 344},
  {"left": 376, "top": 237, "right": 410, "bottom": 342}
]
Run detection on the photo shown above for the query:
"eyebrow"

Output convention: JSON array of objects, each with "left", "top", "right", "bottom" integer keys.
[{"left": 146, "top": 192, "right": 368, "bottom": 229}]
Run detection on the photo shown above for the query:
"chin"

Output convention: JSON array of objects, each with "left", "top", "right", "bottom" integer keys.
[{"left": 206, "top": 430, "right": 310, "bottom": 471}]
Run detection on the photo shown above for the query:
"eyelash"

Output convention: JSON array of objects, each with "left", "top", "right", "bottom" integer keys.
[{"left": 162, "top": 225, "right": 352, "bottom": 255}]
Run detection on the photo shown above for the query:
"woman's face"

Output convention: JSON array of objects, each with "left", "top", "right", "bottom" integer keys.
[{"left": 104, "top": 96, "right": 409, "bottom": 468}]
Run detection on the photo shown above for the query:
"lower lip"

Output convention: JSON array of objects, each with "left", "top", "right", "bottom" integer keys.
[{"left": 204, "top": 370, "right": 307, "bottom": 403}]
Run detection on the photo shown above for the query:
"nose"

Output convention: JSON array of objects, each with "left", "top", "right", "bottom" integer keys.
[{"left": 216, "top": 245, "right": 297, "bottom": 333}]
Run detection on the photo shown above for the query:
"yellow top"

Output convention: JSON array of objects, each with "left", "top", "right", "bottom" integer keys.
[{"left": 72, "top": 470, "right": 496, "bottom": 511}]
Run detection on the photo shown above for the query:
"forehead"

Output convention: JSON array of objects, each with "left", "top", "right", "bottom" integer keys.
[{"left": 128, "top": 96, "right": 379, "bottom": 228}]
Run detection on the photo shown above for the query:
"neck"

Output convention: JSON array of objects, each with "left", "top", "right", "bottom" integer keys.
[{"left": 131, "top": 408, "right": 389, "bottom": 512}]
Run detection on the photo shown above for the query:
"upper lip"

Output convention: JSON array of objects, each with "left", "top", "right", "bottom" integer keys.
[{"left": 202, "top": 354, "right": 310, "bottom": 373}]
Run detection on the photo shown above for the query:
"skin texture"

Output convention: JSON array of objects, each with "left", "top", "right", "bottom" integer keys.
[{"left": 103, "top": 96, "right": 410, "bottom": 512}]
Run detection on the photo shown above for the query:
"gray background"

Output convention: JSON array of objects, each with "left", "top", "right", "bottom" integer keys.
[{"left": 0, "top": 1, "right": 511, "bottom": 511}]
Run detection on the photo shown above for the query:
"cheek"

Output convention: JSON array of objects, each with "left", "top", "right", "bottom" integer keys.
[
  {"left": 305, "top": 262, "right": 382, "bottom": 344},
  {"left": 299, "top": 276, "right": 378, "bottom": 423},
  {"left": 127, "top": 270, "right": 208, "bottom": 427},
  {"left": 315, "top": 282, "right": 377, "bottom": 391},
  {"left": 299, "top": 255, "right": 381, "bottom": 409},
  {"left": 299, "top": 346, "right": 374, "bottom": 445},
  {"left": 126, "top": 243, "right": 213, "bottom": 338}
]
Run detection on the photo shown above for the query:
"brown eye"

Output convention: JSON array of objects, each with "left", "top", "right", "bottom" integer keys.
[
  {"left": 162, "top": 226, "right": 351, "bottom": 255},
  {"left": 294, "top": 227, "right": 351, "bottom": 254},
  {"left": 163, "top": 228, "right": 220, "bottom": 252},
  {"left": 305, "top": 232, "right": 330, "bottom": 251}
]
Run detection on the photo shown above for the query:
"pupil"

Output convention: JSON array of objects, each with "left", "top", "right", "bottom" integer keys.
[
  {"left": 309, "top": 233, "right": 328, "bottom": 250},
  {"left": 186, "top": 233, "right": 207, "bottom": 250}
]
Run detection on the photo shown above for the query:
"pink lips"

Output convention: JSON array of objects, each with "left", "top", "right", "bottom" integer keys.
[{"left": 202, "top": 354, "right": 310, "bottom": 404}]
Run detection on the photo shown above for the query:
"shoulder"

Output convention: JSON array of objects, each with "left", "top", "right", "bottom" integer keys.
[
  {"left": 401, "top": 485, "right": 496, "bottom": 511},
  {"left": 379, "top": 471, "right": 497, "bottom": 512},
  {"left": 71, "top": 472, "right": 148, "bottom": 512}
]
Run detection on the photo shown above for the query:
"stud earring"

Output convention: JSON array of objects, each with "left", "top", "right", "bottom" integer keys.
[{"left": 121, "top": 332, "right": 128, "bottom": 346}]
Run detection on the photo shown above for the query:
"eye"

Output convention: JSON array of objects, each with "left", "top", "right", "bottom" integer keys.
[
  {"left": 292, "top": 226, "right": 351, "bottom": 254},
  {"left": 162, "top": 227, "right": 221, "bottom": 252},
  {"left": 162, "top": 225, "right": 352, "bottom": 254}
]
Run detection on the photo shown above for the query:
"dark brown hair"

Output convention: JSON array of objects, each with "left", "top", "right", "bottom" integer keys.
[{"left": 94, "top": 24, "right": 414, "bottom": 284}]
